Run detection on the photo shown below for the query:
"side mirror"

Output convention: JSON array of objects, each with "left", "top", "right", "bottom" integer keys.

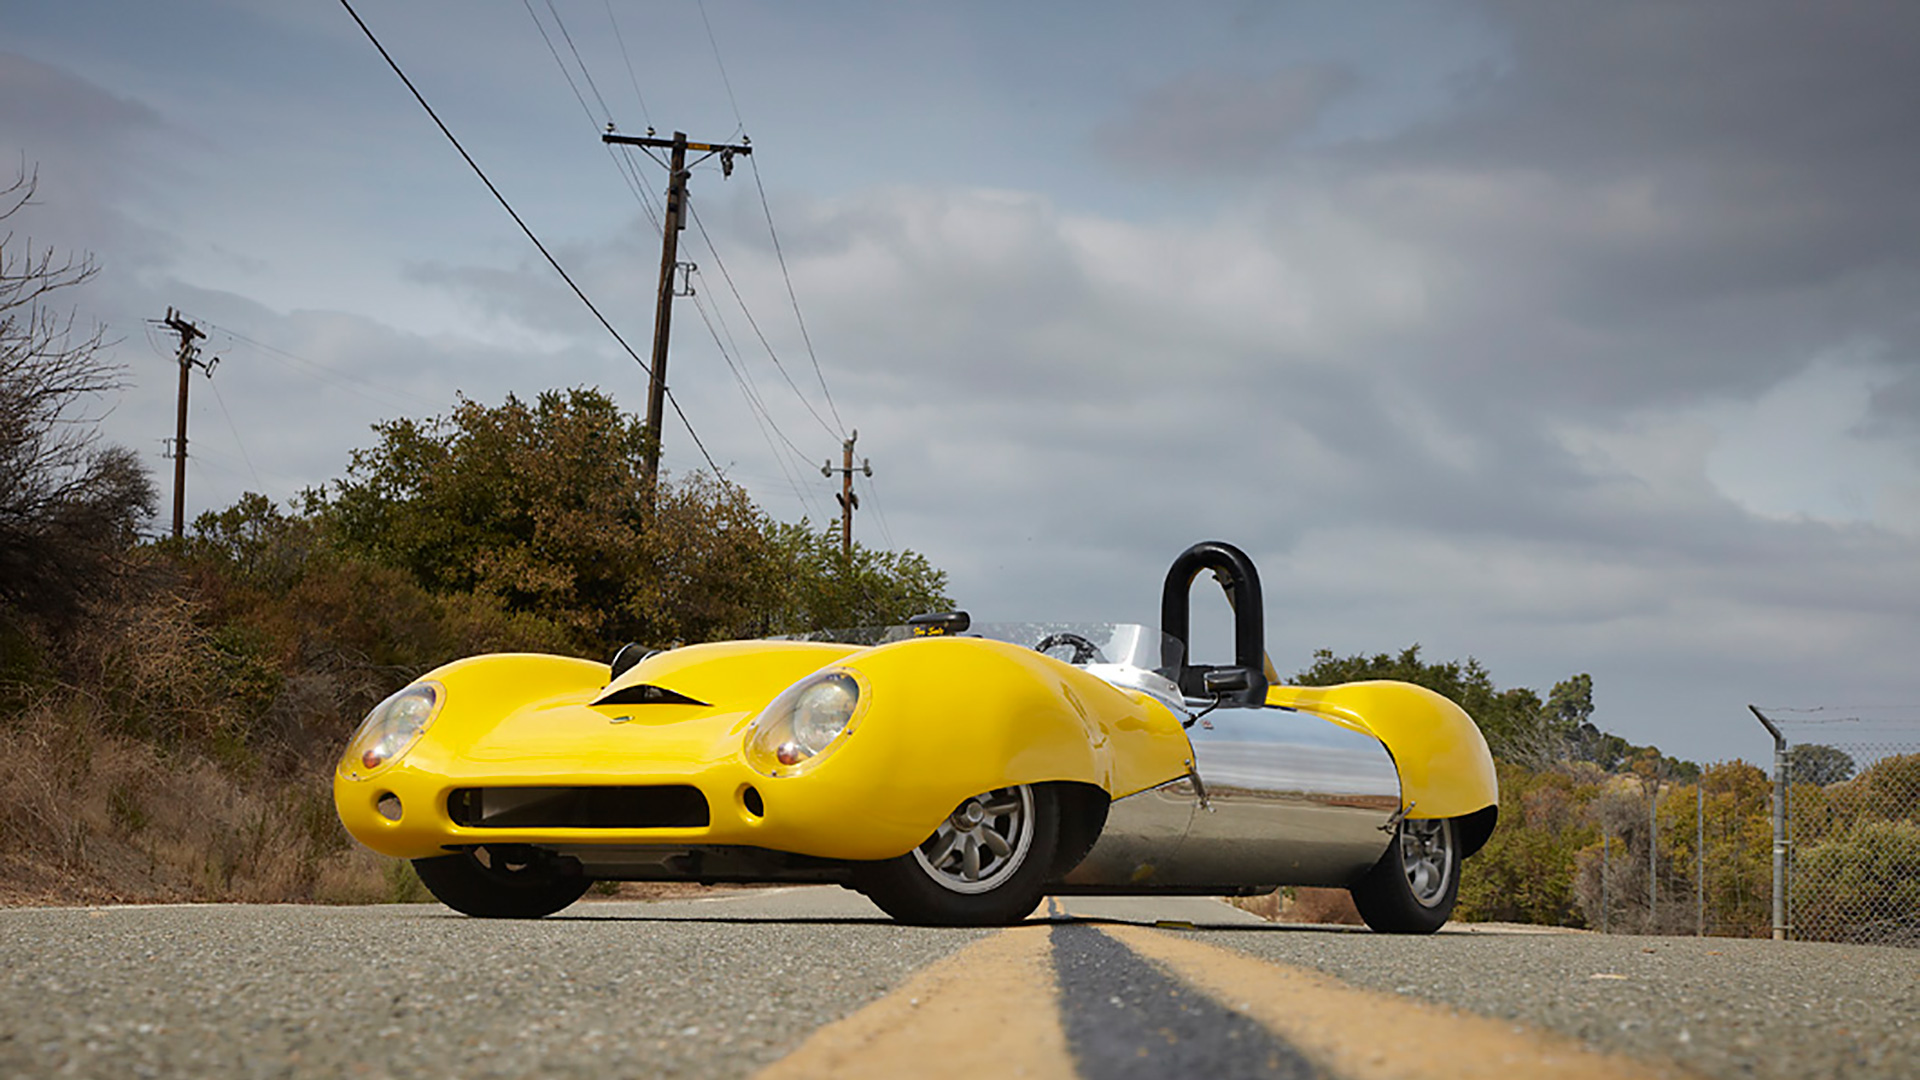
[
  {"left": 1202, "top": 667, "right": 1254, "bottom": 696},
  {"left": 906, "top": 611, "right": 971, "bottom": 636}
]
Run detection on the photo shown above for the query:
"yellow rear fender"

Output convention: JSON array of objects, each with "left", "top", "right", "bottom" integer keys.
[{"left": 1266, "top": 680, "right": 1498, "bottom": 821}]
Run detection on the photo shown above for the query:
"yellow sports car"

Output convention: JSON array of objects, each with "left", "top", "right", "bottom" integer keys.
[{"left": 335, "top": 541, "right": 1498, "bottom": 930}]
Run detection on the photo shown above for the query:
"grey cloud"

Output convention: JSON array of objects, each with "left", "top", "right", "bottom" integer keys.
[
  {"left": 0, "top": 53, "right": 171, "bottom": 273},
  {"left": 0, "top": 51, "right": 157, "bottom": 141},
  {"left": 1312, "top": 1, "right": 1920, "bottom": 416},
  {"left": 1094, "top": 64, "right": 1358, "bottom": 174},
  {"left": 1866, "top": 370, "right": 1920, "bottom": 435}
]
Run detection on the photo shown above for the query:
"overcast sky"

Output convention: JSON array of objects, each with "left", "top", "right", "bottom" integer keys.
[{"left": 7, "top": 1, "right": 1919, "bottom": 764}]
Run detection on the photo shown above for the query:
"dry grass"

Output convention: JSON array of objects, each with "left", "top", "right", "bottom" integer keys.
[
  {"left": 1227, "top": 886, "right": 1365, "bottom": 925},
  {"left": 0, "top": 686, "right": 409, "bottom": 907}
]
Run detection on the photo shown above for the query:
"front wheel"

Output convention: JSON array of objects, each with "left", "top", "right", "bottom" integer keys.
[
  {"left": 1350, "top": 816, "right": 1459, "bottom": 934},
  {"left": 412, "top": 846, "right": 592, "bottom": 919},
  {"left": 856, "top": 784, "right": 1061, "bottom": 926}
]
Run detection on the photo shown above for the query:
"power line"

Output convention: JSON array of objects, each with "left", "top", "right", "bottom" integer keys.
[
  {"left": 520, "top": 0, "right": 744, "bottom": 495},
  {"left": 199, "top": 319, "right": 441, "bottom": 413},
  {"left": 681, "top": 256, "right": 820, "bottom": 478},
  {"left": 541, "top": 0, "right": 616, "bottom": 122},
  {"left": 691, "top": 0, "right": 848, "bottom": 438},
  {"left": 747, "top": 154, "right": 846, "bottom": 436},
  {"left": 685, "top": 199, "right": 841, "bottom": 441},
  {"left": 336, "top": 0, "right": 722, "bottom": 480},
  {"left": 521, "top": 0, "right": 601, "bottom": 130},
  {"left": 520, "top": 0, "right": 876, "bottom": 533},
  {"left": 603, "top": 0, "right": 653, "bottom": 128},
  {"left": 689, "top": 288, "right": 812, "bottom": 466},
  {"left": 688, "top": 287, "right": 831, "bottom": 519},
  {"left": 696, "top": 0, "right": 747, "bottom": 138},
  {"left": 689, "top": 292, "right": 822, "bottom": 521},
  {"left": 519, "top": 2, "right": 664, "bottom": 234},
  {"left": 586, "top": 0, "right": 865, "bottom": 528},
  {"left": 206, "top": 377, "right": 264, "bottom": 492},
  {"left": 601, "top": 130, "right": 751, "bottom": 495},
  {"left": 860, "top": 470, "right": 898, "bottom": 551}
]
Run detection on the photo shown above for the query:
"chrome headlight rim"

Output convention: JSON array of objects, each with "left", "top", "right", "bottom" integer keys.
[
  {"left": 744, "top": 668, "right": 869, "bottom": 777},
  {"left": 340, "top": 681, "right": 445, "bottom": 780}
]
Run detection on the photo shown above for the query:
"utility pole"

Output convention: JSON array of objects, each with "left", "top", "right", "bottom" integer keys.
[
  {"left": 601, "top": 127, "right": 751, "bottom": 496},
  {"left": 822, "top": 429, "right": 870, "bottom": 559},
  {"left": 155, "top": 307, "right": 216, "bottom": 540}
]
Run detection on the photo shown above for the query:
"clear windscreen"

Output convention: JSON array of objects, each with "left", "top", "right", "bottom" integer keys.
[{"left": 779, "top": 621, "right": 1184, "bottom": 673}]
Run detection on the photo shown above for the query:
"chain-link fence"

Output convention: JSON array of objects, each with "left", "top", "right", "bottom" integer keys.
[
  {"left": 1762, "top": 712, "right": 1920, "bottom": 946},
  {"left": 1576, "top": 764, "right": 1775, "bottom": 939},
  {"left": 1458, "top": 711, "right": 1915, "bottom": 943}
]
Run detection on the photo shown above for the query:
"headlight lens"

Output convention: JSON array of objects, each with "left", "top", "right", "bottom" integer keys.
[
  {"left": 340, "top": 682, "right": 443, "bottom": 779},
  {"left": 745, "top": 670, "right": 864, "bottom": 776}
]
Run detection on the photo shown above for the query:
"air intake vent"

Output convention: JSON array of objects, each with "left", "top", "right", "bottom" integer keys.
[
  {"left": 448, "top": 786, "right": 709, "bottom": 829},
  {"left": 591, "top": 684, "right": 709, "bottom": 707}
]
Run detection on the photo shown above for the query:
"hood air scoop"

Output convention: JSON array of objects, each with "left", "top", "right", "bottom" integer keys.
[{"left": 590, "top": 684, "right": 710, "bottom": 708}]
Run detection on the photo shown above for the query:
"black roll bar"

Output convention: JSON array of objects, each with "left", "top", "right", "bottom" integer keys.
[{"left": 1160, "top": 540, "right": 1269, "bottom": 705}]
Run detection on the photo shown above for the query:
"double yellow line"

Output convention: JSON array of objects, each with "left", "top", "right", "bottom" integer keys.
[{"left": 754, "top": 923, "right": 1693, "bottom": 1080}]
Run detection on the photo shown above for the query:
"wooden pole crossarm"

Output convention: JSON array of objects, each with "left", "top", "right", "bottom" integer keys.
[{"left": 602, "top": 132, "right": 753, "bottom": 156}]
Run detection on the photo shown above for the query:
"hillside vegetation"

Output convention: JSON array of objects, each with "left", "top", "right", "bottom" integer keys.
[
  {"left": 0, "top": 385, "right": 948, "bottom": 904},
  {"left": 0, "top": 174, "right": 949, "bottom": 900},
  {"left": 9, "top": 174, "right": 1902, "bottom": 933}
]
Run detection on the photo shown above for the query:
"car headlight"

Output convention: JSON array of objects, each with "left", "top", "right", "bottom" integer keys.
[
  {"left": 745, "top": 670, "right": 865, "bottom": 776},
  {"left": 340, "top": 682, "right": 443, "bottom": 779}
]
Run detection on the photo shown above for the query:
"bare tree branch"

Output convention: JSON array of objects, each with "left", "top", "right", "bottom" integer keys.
[{"left": 0, "top": 160, "right": 155, "bottom": 623}]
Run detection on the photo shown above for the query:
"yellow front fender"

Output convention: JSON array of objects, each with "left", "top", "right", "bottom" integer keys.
[{"left": 334, "top": 638, "right": 1197, "bottom": 864}]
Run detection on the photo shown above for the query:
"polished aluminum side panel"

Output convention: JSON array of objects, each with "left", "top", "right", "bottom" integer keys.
[
  {"left": 1057, "top": 707, "right": 1401, "bottom": 889},
  {"left": 1056, "top": 777, "right": 1193, "bottom": 888}
]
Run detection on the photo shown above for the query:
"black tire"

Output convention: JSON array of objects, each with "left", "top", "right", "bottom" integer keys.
[
  {"left": 1350, "top": 817, "right": 1460, "bottom": 934},
  {"left": 856, "top": 783, "right": 1061, "bottom": 927},
  {"left": 412, "top": 847, "right": 592, "bottom": 919}
]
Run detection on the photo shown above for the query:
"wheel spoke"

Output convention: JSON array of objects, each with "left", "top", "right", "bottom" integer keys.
[
  {"left": 982, "top": 794, "right": 1023, "bottom": 816},
  {"left": 1409, "top": 861, "right": 1434, "bottom": 895},
  {"left": 1396, "top": 819, "right": 1456, "bottom": 905},
  {"left": 923, "top": 825, "right": 961, "bottom": 869},
  {"left": 962, "top": 834, "right": 982, "bottom": 881},
  {"left": 981, "top": 827, "right": 1012, "bottom": 859}
]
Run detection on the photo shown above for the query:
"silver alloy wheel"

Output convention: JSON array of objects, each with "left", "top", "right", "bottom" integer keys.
[
  {"left": 912, "top": 785, "right": 1036, "bottom": 895},
  {"left": 1400, "top": 818, "right": 1457, "bottom": 908}
]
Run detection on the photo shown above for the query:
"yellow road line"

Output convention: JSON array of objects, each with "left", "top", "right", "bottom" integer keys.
[
  {"left": 1104, "top": 924, "right": 1697, "bottom": 1080},
  {"left": 752, "top": 926, "right": 1075, "bottom": 1080}
]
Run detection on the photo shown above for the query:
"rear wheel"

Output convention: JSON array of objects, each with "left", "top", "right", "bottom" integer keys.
[
  {"left": 1351, "top": 817, "right": 1459, "bottom": 934},
  {"left": 412, "top": 846, "right": 592, "bottom": 919},
  {"left": 857, "top": 784, "right": 1060, "bottom": 926}
]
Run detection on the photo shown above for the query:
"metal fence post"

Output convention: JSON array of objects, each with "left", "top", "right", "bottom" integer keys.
[
  {"left": 1600, "top": 830, "right": 1609, "bottom": 934},
  {"left": 1649, "top": 780, "right": 1659, "bottom": 932},
  {"left": 1696, "top": 780, "right": 1705, "bottom": 937},
  {"left": 1748, "top": 705, "right": 1788, "bottom": 941}
]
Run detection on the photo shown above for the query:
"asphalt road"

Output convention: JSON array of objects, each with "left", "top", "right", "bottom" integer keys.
[{"left": 2, "top": 888, "right": 1914, "bottom": 1079}]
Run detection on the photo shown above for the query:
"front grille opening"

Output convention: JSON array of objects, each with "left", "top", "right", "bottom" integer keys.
[{"left": 448, "top": 786, "right": 709, "bottom": 829}]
